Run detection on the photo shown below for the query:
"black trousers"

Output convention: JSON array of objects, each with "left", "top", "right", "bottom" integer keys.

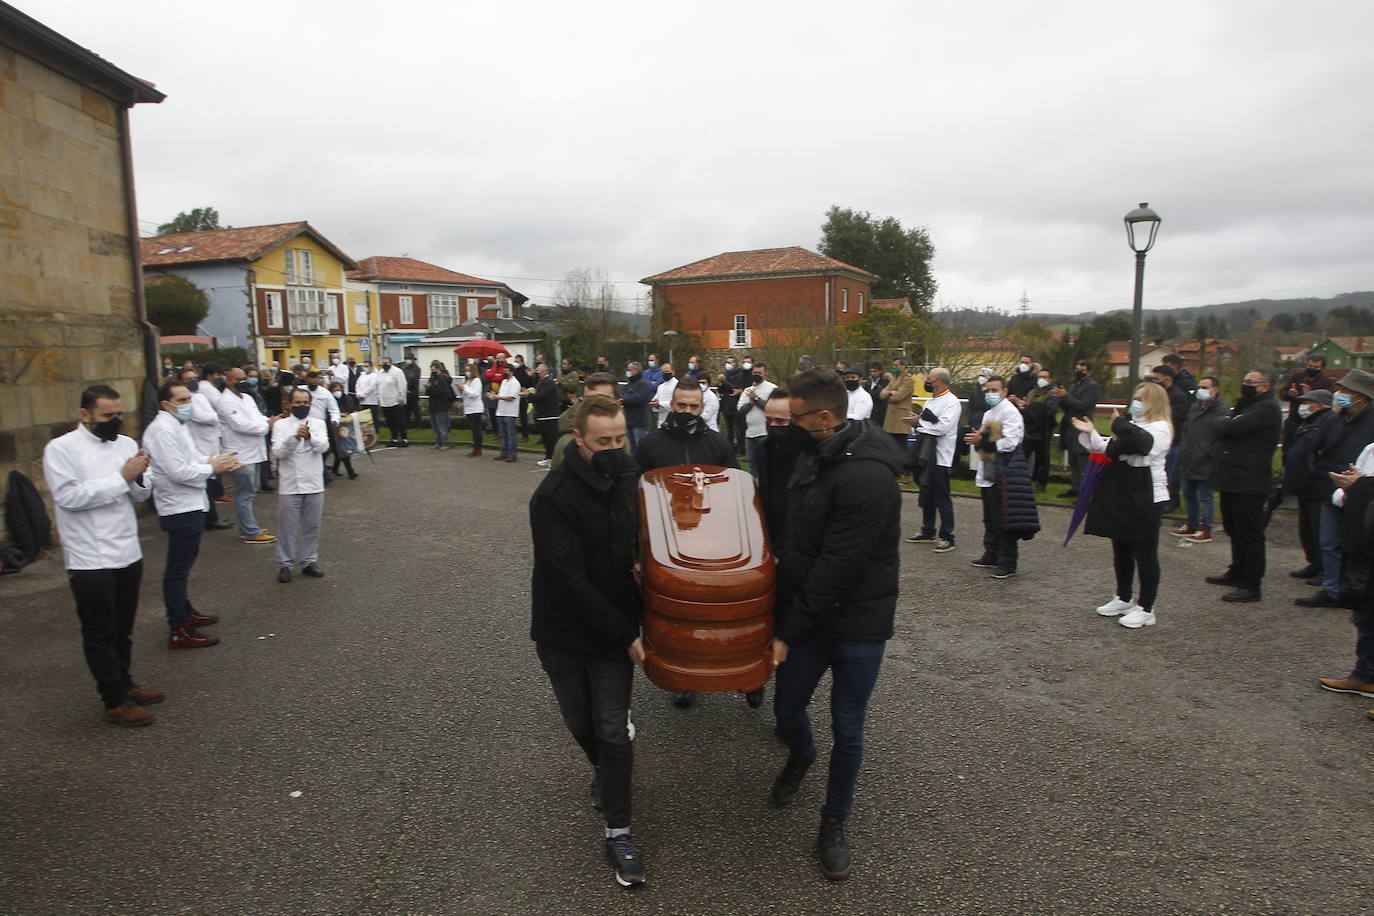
[
  {"left": 536, "top": 644, "right": 634, "bottom": 829},
  {"left": 68, "top": 561, "right": 142, "bottom": 708},
  {"left": 405, "top": 392, "right": 421, "bottom": 427},
  {"left": 383, "top": 405, "right": 408, "bottom": 442},
  {"left": 1067, "top": 451, "right": 1087, "bottom": 491},
  {"left": 1111, "top": 502, "right": 1165, "bottom": 610},
  {"left": 1220, "top": 490, "right": 1268, "bottom": 589},
  {"left": 159, "top": 510, "right": 205, "bottom": 628},
  {"left": 1026, "top": 437, "right": 1051, "bottom": 488},
  {"left": 538, "top": 418, "right": 560, "bottom": 460},
  {"left": 1297, "top": 496, "right": 1324, "bottom": 572},
  {"left": 980, "top": 483, "right": 1019, "bottom": 571},
  {"left": 722, "top": 411, "right": 746, "bottom": 455},
  {"left": 467, "top": 413, "right": 485, "bottom": 451}
]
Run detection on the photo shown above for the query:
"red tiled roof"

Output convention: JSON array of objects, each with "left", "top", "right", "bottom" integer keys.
[
  {"left": 1273, "top": 346, "right": 1309, "bottom": 354},
  {"left": 870, "top": 297, "right": 909, "bottom": 311},
  {"left": 140, "top": 221, "right": 357, "bottom": 269},
  {"left": 1323, "top": 337, "right": 1374, "bottom": 353},
  {"left": 640, "top": 246, "right": 877, "bottom": 283},
  {"left": 347, "top": 256, "right": 502, "bottom": 287}
]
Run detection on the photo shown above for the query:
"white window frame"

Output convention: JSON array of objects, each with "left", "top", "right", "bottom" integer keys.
[
  {"left": 399, "top": 295, "right": 414, "bottom": 324},
  {"left": 429, "top": 294, "right": 459, "bottom": 329},
  {"left": 353, "top": 298, "right": 368, "bottom": 325},
  {"left": 282, "top": 248, "right": 296, "bottom": 285},
  {"left": 265, "top": 291, "right": 283, "bottom": 328},
  {"left": 858, "top": 292, "right": 865, "bottom": 314},
  {"left": 298, "top": 249, "right": 313, "bottom": 285},
  {"left": 327, "top": 293, "right": 341, "bottom": 331},
  {"left": 286, "top": 287, "right": 328, "bottom": 333},
  {"left": 731, "top": 314, "right": 750, "bottom": 349},
  {"left": 841, "top": 288, "right": 849, "bottom": 313}
]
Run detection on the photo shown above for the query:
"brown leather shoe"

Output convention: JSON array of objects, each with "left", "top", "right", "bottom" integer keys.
[
  {"left": 128, "top": 687, "right": 166, "bottom": 706},
  {"left": 240, "top": 533, "right": 278, "bottom": 544},
  {"left": 104, "top": 702, "right": 154, "bottom": 726},
  {"left": 1318, "top": 675, "right": 1374, "bottom": 698},
  {"left": 169, "top": 627, "right": 220, "bottom": 649}
]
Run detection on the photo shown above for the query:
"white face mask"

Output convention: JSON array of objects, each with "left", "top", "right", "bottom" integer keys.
[
  {"left": 977, "top": 375, "right": 988, "bottom": 385},
  {"left": 1036, "top": 377, "right": 1049, "bottom": 389},
  {"left": 1298, "top": 403, "right": 1314, "bottom": 419},
  {"left": 1018, "top": 363, "right": 1030, "bottom": 373},
  {"left": 332, "top": 358, "right": 340, "bottom": 365},
  {"left": 1196, "top": 388, "right": 1213, "bottom": 402},
  {"left": 742, "top": 362, "right": 752, "bottom": 370}
]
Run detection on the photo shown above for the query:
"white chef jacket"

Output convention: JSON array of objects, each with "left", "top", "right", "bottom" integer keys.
[
  {"left": 846, "top": 387, "right": 873, "bottom": 421},
  {"left": 495, "top": 377, "right": 522, "bottom": 417},
  {"left": 374, "top": 367, "right": 408, "bottom": 408},
  {"left": 198, "top": 381, "right": 222, "bottom": 411},
  {"left": 653, "top": 378, "right": 679, "bottom": 427},
  {"left": 301, "top": 384, "right": 340, "bottom": 423},
  {"left": 42, "top": 425, "right": 151, "bottom": 570},
  {"left": 142, "top": 410, "right": 214, "bottom": 516},
  {"left": 701, "top": 386, "right": 720, "bottom": 431},
  {"left": 185, "top": 389, "right": 221, "bottom": 457},
  {"left": 217, "top": 389, "right": 268, "bottom": 463},
  {"left": 272, "top": 415, "right": 330, "bottom": 495},
  {"left": 916, "top": 389, "right": 962, "bottom": 468},
  {"left": 975, "top": 397, "right": 1024, "bottom": 487},
  {"left": 356, "top": 370, "right": 378, "bottom": 406},
  {"left": 328, "top": 362, "right": 350, "bottom": 385},
  {"left": 740, "top": 380, "right": 778, "bottom": 438}
]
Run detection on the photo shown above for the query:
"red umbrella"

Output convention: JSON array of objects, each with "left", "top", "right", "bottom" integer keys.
[{"left": 454, "top": 339, "right": 509, "bottom": 358}]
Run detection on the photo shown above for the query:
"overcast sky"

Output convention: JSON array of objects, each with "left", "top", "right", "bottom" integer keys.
[{"left": 29, "top": 0, "right": 1374, "bottom": 315}]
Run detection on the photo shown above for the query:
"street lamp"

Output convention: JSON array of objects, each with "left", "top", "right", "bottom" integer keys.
[
  {"left": 479, "top": 304, "right": 502, "bottom": 343},
  {"left": 1124, "top": 202, "right": 1162, "bottom": 393},
  {"left": 662, "top": 329, "right": 678, "bottom": 367}
]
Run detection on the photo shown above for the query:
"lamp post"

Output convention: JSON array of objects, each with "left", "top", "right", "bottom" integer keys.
[
  {"left": 1124, "top": 202, "right": 1162, "bottom": 393},
  {"left": 662, "top": 329, "right": 678, "bottom": 367},
  {"left": 479, "top": 304, "right": 503, "bottom": 346}
]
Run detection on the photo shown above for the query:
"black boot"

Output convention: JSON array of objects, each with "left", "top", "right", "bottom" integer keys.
[
  {"left": 770, "top": 750, "right": 815, "bottom": 807},
  {"left": 817, "top": 815, "right": 852, "bottom": 880}
]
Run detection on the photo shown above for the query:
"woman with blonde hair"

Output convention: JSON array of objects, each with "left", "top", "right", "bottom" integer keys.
[{"left": 1071, "top": 382, "right": 1174, "bottom": 628}]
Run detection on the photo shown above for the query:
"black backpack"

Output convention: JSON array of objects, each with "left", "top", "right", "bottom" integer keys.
[{"left": 5, "top": 470, "right": 53, "bottom": 565}]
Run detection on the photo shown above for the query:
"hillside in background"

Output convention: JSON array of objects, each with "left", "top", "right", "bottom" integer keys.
[{"left": 1032, "top": 290, "right": 1374, "bottom": 328}]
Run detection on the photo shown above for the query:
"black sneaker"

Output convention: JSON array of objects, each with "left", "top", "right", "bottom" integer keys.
[
  {"left": 1290, "top": 564, "right": 1319, "bottom": 579},
  {"left": 990, "top": 567, "right": 1016, "bottom": 579},
  {"left": 671, "top": 690, "right": 697, "bottom": 709},
  {"left": 770, "top": 750, "right": 816, "bottom": 807},
  {"left": 970, "top": 555, "right": 998, "bottom": 568},
  {"left": 745, "top": 688, "right": 765, "bottom": 709},
  {"left": 604, "top": 834, "right": 646, "bottom": 887},
  {"left": 589, "top": 767, "right": 603, "bottom": 811},
  {"left": 817, "top": 815, "right": 852, "bottom": 880},
  {"left": 905, "top": 533, "right": 935, "bottom": 543}
]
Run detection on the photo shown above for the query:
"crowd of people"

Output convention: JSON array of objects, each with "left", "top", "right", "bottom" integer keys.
[{"left": 39, "top": 344, "right": 1374, "bottom": 888}]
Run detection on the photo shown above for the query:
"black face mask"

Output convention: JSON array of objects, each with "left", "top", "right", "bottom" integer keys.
[
  {"left": 236, "top": 381, "right": 253, "bottom": 394},
  {"left": 766, "top": 425, "right": 811, "bottom": 450},
  {"left": 751, "top": 374, "right": 764, "bottom": 385},
  {"left": 291, "top": 404, "right": 311, "bottom": 419},
  {"left": 922, "top": 381, "right": 935, "bottom": 395},
  {"left": 307, "top": 382, "right": 318, "bottom": 390},
  {"left": 185, "top": 380, "right": 200, "bottom": 392},
  {"left": 1241, "top": 384, "right": 1258, "bottom": 399},
  {"left": 88, "top": 416, "right": 122, "bottom": 442},
  {"left": 382, "top": 363, "right": 392, "bottom": 370},
  {"left": 589, "top": 448, "right": 620, "bottom": 477},
  {"left": 844, "top": 379, "right": 860, "bottom": 391},
  {"left": 1306, "top": 367, "right": 1320, "bottom": 377},
  {"left": 1074, "top": 370, "right": 1087, "bottom": 381},
  {"left": 666, "top": 411, "right": 702, "bottom": 434},
  {"left": 661, "top": 372, "right": 674, "bottom": 381}
]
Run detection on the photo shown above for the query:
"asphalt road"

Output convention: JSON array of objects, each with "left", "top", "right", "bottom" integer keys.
[{"left": 1, "top": 444, "right": 1371, "bottom": 915}]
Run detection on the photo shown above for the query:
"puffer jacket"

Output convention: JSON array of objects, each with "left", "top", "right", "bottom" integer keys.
[
  {"left": 995, "top": 450, "right": 1040, "bottom": 539},
  {"left": 778, "top": 421, "right": 903, "bottom": 644}
]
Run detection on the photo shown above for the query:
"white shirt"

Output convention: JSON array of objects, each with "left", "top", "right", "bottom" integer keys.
[
  {"left": 356, "top": 371, "right": 379, "bottom": 406},
  {"left": 272, "top": 415, "right": 330, "bottom": 495},
  {"left": 142, "top": 410, "right": 214, "bottom": 516},
  {"left": 916, "top": 389, "right": 962, "bottom": 468},
  {"left": 740, "top": 380, "right": 779, "bottom": 438},
  {"left": 846, "top": 386, "right": 873, "bottom": 421},
  {"left": 185, "top": 389, "right": 221, "bottom": 457},
  {"left": 496, "top": 377, "right": 522, "bottom": 417},
  {"left": 1332, "top": 442, "right": 1374, "bottom": 507},
  {"left": 653, "top": 378, "right": 679, "bottom": 426},
  {"left": 301, "top": 384, "right": 340, "bottom": 423},
  {"left": 701, "top": 386, "right": 720, "bottom": 431},
  {"left": 462, "top": 376, "right": 486, "bottom": 414},
  {"left": 1081, "top": 417, "right": 1173, "bottom": 503},
  {"left": 329, "top": 362, "right": 350, "bottom": 385},
  {"left": 375, "top": 367, "right": 408, "bottom": 407},
  {"left": 198, "top": 381, "right": 222, "bottom": 411},
  {"left": 217, "top": 389, "right": 268, "bottom": 463},
  {"left": 42, "top": 426, "right": 151, "bottom": 570},
  {"left": 975, "top": 397, "right": 1024, "bottom": 487}
]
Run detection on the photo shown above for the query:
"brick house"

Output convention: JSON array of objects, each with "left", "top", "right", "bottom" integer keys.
[
  {"left": 0, "top": 4, "right": 164, "bottom": 536},
  {"left": 641, "top": 247, "right": 877, "bottom": 350},
  {"left": 346, "top": 257, "right": 526, "bottom": 362}
]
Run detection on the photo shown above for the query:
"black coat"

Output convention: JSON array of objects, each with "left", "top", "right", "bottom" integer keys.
[
  {"left": 756, "top": 434, "right": 801, "bottom": 555},
  {"left": 621, "top": 374, "right": 653, "bottom": 428},
  {"left": 530, "top": 377, "right": 563, "bottom": 419},
  {"left": 1212, "top": 394, "right": 1282, "bottom": 495},
  {"left": 777, "top": 421, "right": 903, "bottom": 645},
  {"left": 1058, "top": 377, "right": 1100, "bottom": 454},
  {"left": 1173, "top": 368, "right": 1198, "bottom": 395},
  {"left": 1178, "top": 397, "right": 1227, "bottom": 482},
  {"left": 1338, "top": 476, "right": 1374, "bottom": 611},
  {"left": 634, "top": 423, "right": 738, "bottom": 474},
  {"left": 863, "top": 374, "right": 890, "bottom": 427},
  {"left": 1282, "top": 408, "right": 1341, "bottom": 497},
  {"left": 1313, "top": 403, "right": 1374, "bottom": 496},
  {"left": 1164, "top": 383, "right": 1189, "bottom": 440},
  {"left": 529, "top": 443, "right": 641, "bottom": 654},
  {"left": 1085, "top": 418, "right": 1160, "bottom": 542}
]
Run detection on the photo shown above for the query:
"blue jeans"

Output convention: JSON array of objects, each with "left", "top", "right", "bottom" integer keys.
[
  {"left": 1320, "top": 501, "right": 1344, "bottom": 598},
  {"left": 626, "top": 425, "right": 648, "bottom": 452},
  {"left": 745, "top": 436, "right": 766, "bottom": 478},
  {"left": 158, "top": 510, "right": 205, "bottom": 628},
  {"left": 773, "top": 638, "right": 886, "bottom": 821},
  {"left": 920, "top": 465, "right": 954, "bottom": 541},
  {"left": 231, "top": 464, "right": 260, "bottom": 536},
  {"left": 497, "top": 415, "right": 518, "bottom": 459},
  {"left": 431, "top": 405, "right": 451, "bottom": 446},
  {"left": 1183, "top": 477, "right": 1214, "bottom": 528}
]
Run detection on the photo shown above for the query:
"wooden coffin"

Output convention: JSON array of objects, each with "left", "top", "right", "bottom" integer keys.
[{"left": 638, "top": 465, "right": 774, "bottom": 693}]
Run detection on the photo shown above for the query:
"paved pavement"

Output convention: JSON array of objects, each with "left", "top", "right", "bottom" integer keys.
[{"left": 1, "top": 445, "right": 1371, "bottom": 914}]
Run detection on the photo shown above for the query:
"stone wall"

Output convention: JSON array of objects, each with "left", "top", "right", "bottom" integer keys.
[{"left": 0, "top": 44, "right": 147, "bottom": 540}]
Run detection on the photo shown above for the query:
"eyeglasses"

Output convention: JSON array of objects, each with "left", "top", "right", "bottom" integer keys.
[{"left": 789, "top": 408, "right": 827, "bottom": 422}]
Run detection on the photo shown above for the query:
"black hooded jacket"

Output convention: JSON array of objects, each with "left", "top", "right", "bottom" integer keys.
[
  {"left": 778, "top": 421, "right": 903, "bottom": 645},
  {"left": 634, "top": 417, "right": 738, "bottom": 474},
  {"left": 529, "top": 442, "right": 641, "bottom": 654}
]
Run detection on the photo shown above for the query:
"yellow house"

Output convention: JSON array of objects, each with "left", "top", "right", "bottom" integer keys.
[{"left": 141, "top": 221, "right": 369, "bottom": 367}]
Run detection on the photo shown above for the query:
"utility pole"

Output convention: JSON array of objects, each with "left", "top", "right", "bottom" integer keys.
[{"left": 1018, "top": 290, "right": 1031, "bottom": 314}]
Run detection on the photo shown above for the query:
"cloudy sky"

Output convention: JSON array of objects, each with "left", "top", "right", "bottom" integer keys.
[{"left": 30, "top": 0, "right": 1374, "bottom": 314}]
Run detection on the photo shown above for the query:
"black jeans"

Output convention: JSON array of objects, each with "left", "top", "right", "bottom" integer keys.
[
  {"left": 466, "top": 413, "right": 485, "bottom": 451},
  {"left": 383, "top": 405, "right": 408, "bottom": 443},
  {"left": 1067, "top": 451, "right": 1087, "bottom": 491},
  {"left": 1111, "top": 502, "right": 1165, "bottom": 610},
  {"left": 67, "top": 561, "right": 142, "bottom": 708},
  {"left": 406, "top": 391, "right": 421, "bottom": 427},
  {"left": 920, "top": 465, "right": 954, "bottom": 541},
  {"left": 538, "top": 418, "right": 560, "bottom": 460},
  {"left": 1297, "top": 496, "right": 1324, "bottom": 572},
  {"left": 536, "top": 644, "right": 634, "bottom": 830},
  {"left": 980, "top": 483, "right": 1019, "bottom": 571},
  {"left": 159, "top": 510, "right": 205, "bottom": 628},
  {"left": 722, "top": 411, "right": 746, "bottom": 455},
  {"left": 204, "top": 477, "right": 221, "bottom": 528},
  {"left": 1220, "top": 490, "right": 1268, "bottom": 590},
  {"left": 1026, "top": 437, "right": 1051, "bottom": 488}
]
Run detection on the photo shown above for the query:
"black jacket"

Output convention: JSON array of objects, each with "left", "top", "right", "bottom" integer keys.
[
  {"left": 863, "top": 374, "right": 890, "bottom": 427},
  {"left": 621, "top": 374, "right": 652, "bottom": 428},
  {"left": 1058, "top": 376, "right": 1100, "bottom": 454},
  {"left": 530, "top": 377, "right": 563, "bottom": 420},
  {"left": 1173, "top": 368, "right": 1198, "bottom": 395},
  {"left": 1313, "top": 403, "right": 1374, "bottom": 497},
  {"left": 1282, "top": 408, "right": 1341, "bottom": 497},
  {"left": 1085, "top": 418, "right": 1160, "bottom": 542},
  {"left": 529, "top": 443, "right": 640, "bottom": 654},
  {"left": 1179, "top": 397, "right": 1227, "bottom": 482},
  {"left": 634, "top": 421, "right": 738, "bottom": 474},
  {"left": 1164, "top": 383, "right": 1189, "bottom": 440},
  {"left": 426, "top": 371, "right": 455, "bottom": 408},
  {"left": 778, "top": 421, "right": 903, "bottom": 645},
  {"left": 1338, "top": 477, "right": 1374, "bottom": 610},
  {"left": 1007, "top": 367, "right": 1036, "bottom": 399},
  {"left": 1212, "top": 393, "right": 1282, "bottom": 495}
]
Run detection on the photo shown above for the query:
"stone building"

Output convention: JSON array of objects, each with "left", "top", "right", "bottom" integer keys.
[{"left": 0, "top": 3, "right": 165, "bottom": 538}]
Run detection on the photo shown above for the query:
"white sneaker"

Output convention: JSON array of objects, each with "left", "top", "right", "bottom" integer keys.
[
  {"left": 1118, "top": 608, "right": 1157, "bottom": 628},
  {"left": 1095, "top": 596, "right": 1135, "bottom": 616},
  {"left": 536, "top": 458, "right": 551, "bottom": 467}
]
